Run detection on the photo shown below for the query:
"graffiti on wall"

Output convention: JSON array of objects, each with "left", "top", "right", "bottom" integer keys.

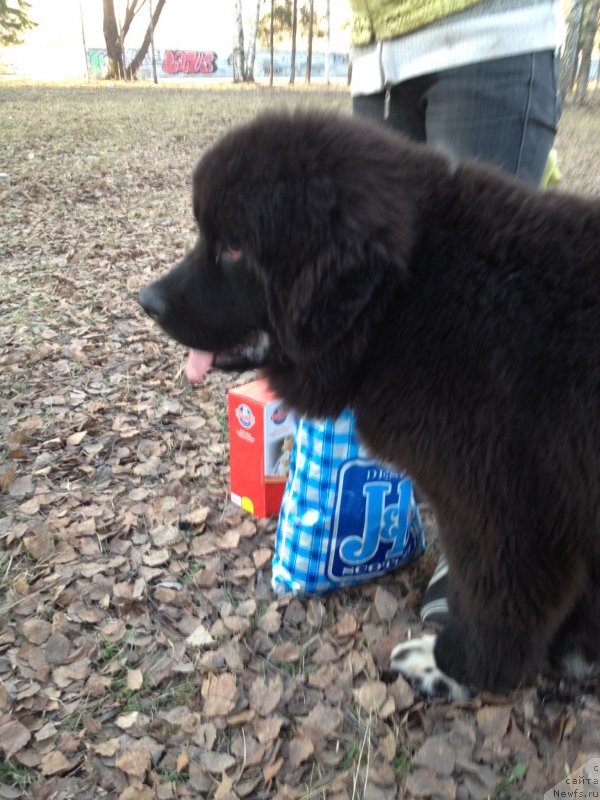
[
  {"left": 252, "top": 49, "right": 349, "bottom": 78},
  {"left": 162, "top": 50, "right": 218, "bottom": 74},
  {"left": 86, "top": 48, "right": 349, "bottom": 81}
]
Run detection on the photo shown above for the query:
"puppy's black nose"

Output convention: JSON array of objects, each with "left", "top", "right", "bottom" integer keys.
[{"left": 138, "top": 284, "right": 167, "bottom": 321}]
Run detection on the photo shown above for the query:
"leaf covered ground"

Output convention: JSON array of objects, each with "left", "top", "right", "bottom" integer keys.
[{"left": 0, "top": 82, "right": 599, "bottom": 800}]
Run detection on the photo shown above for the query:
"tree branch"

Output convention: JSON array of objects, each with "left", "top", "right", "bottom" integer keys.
[{"left": 125, "top": 0, "right": 166, "bottom": 79}]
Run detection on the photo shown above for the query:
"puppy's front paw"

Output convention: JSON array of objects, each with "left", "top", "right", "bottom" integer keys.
[
  {"left": 561, "top": 650, "right": 597, "bottom": 681},
  {"left": 390, "top": 634, "right": 471, "bottom": 701}
]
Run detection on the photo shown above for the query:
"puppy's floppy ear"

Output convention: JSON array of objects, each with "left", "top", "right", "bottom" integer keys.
[{"left": 266, "top": 238, "right": 392, "bottom": 362}]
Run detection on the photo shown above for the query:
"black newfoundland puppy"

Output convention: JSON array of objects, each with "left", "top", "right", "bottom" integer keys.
[{"left": 140, "top": 110, "right": 600, "bottom": 699}]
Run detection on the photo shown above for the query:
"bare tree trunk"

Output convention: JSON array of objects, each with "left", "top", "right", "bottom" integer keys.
[
  {"left": 126, "top": 0, "right": 166, "bottom": 78},
  {"left": 245, "top": 0, "right": 261, "bottom": 82},
  {"left": 559, "top": 0, "right": 585, "bottom": 102},
  {"left": 269, "top": 0, "right": 274, "bottom": 87},
  {"left": 233, "top": 0, "right": 245, "bottom": 83},
  {"left": 102, "top": 0, "right": 165, "bottom": 80},
  {"left": 574, "top": 0, "right": 600, "bottom": 104},
  {"left": 233, "top": 0, "right": 246, "bottom": 83},
  {"left": 148, "top": 0, "right": 157, "bottom": 83},
  {"left": 79, "top": 0, "right": 90, "bottom": 80},
  {"left": 289, "top": 0, "right": 297, "bottom": 84},
  {"left": 120, "top": 0, "right": 143, "bottom": 47},
  {"left": 325, "top": 0, "right": 330, "bottom": 84},
  {"left": 103, "top": 0, "right": 124, "bottom": 78},
  {"left": 305, "top": 0, "right": 314, "bottom": 84}
]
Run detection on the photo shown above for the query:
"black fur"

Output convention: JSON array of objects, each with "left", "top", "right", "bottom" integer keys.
[{"left": 140, "top": 110, "right": 600, "bottom": 694}]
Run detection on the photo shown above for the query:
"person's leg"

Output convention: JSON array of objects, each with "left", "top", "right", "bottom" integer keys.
[
  {"left": 352, "top": 90, "right": 387, "bottom": 122},
  {"left": 353, "top": 81, "right": 428, "bottom": 142},
  {"left": 419, "top": 553, "right": 450, "bottom": 623},
  {"left": 424, "top": 51, "right": 560, "bottom": 185},
  {"left": 355, "top": 56, "right": 561, "bottom": 639},
  {"left": 418, "top": 50, "right": 560, "bottom": 628}
]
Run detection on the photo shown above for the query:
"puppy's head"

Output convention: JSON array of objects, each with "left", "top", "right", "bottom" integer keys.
[
  {"left": 139, "top": 240, "right": 270, "bottom": 379},
  {"left": 139, "top": 110, "right": 429, "bottom": 403}
]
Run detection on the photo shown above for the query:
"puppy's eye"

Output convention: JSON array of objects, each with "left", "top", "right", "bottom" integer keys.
[
  {"left": 218, "top": 246, "right": 242, "bottom": 268},
  {"left": 224, "top": 246, "right": 242, "bottom": 261}
]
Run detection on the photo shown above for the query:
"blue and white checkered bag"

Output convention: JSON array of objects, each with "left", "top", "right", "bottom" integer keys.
[{"left": 272, "top": 409, "right": 425, "bottom": 595}]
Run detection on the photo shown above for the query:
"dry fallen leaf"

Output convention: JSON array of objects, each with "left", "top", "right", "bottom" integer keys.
[
  {"left": 330, "top": 612, "right": 358, "bottom": 639},
  {"left": 308, "top": 663, "right": 338, "bottom": 689},
  {"left": 115, "top": 747, "right": 152, "bottom": 780},
  {"left": 406, "top": 767, "right": 457, "bottom": 799},
  {"left": 301, "top": 703, "right": 344, "bottom": 737},
  {"left": 263, "top": 756, "right": 284, "bottom": 783},
  {"left": 252, "top": 547, "right": 272, "bottom": 568},
  {"left": 176, "top": 750, "right": 189, "bottom": 773},
  {"left": 52, "top": 658, "right": 90, "bottom": 688},
  {"left": 354, "top": 680, "right": 387, "bottom": 713},
  {"left": 374, "top": 586, "right": 399, "bottom": 622},
  {"left": 0, "top": 462, "right": 17, "bottom": 492},
  {"left": 270, "top": 642, "right": 300, "bottom": 663},
  {"left": 186, "top": 623, "right": 214, "bottom": 647},
  {"left": 22, "top": 531, "right": 55, "bottom": 560},
  {"left": 476, "top": 704, "right": 512, "bottom": 740},
  {"left": 288, "top": 736, "right": 314, "bottom": 768},
  {"left": 40, "top": 749, "right": 73, "bottom": 777},
  {"left": 413, "top": 735, "right": 456, "bottom": 777},
  {"left": 100, "top": 619, "right": 127, "bottom": 643},
  {"left": 116, "top": 711, "right": 151, "bottom": 732},
  {"left": 388, "top": 674, "right": 415, "bottom": 711},
  {"left": 199, "top": 751, "right": 236, "bottom": 773},
  {"left": 213, "top": 769, "right": 236, "bottom": 799},
  {"left": 22, "top": 618, "right": 52, "bottom": 645},
  {"left": 66, "top": 430, "right": 87, "bottom": 446},
  {"left": 127, "top": 668, "right": 144, "bottom": 691},
  {"left": 0, "top": 719, "right": 31, "bottom": 758},
  {"left": 202, "top": 672, "right": 237, "bottom": 717},
  {"left": 254, "top": 715, "right": 286, "bottom": 744},
  {"left": 151, "top": 524, "right": 182, "bottom": 547},
  {"left": 182, "top": 506, "right": 210, "bottom": 527},
  {"left": 249, "top": 673, "right": 283, "bottom": 717},
  {"left": 258, "top": 604, "right": 281, "bottom": 634},
  {"left": 93, "top": 738, "right": 120, "bottom": 757},
  {"left": 8, "top": 475, "right": 34, "bottom": 497}
]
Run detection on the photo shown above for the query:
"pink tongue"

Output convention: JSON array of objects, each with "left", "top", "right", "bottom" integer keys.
[{"left": 185, "top": 349, "right": 213, "bottom": 384}]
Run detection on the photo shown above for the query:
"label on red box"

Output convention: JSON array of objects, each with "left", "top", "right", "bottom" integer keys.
[{"left": 228, "top": 379, "right": 295, "bottom": 517}]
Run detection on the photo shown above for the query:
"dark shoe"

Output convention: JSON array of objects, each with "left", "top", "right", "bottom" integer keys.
[{"left": 420, "top": 554, "right": 449, "bottom": 625}]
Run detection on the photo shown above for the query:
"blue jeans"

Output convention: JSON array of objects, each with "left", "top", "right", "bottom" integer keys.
[{"left": 352, "top": 51, "right": 560, "bottom": 186}]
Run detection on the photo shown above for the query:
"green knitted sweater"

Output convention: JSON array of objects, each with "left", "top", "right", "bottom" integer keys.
[{"left": 350, "top": 0, "right": 485, "bottom": 45}]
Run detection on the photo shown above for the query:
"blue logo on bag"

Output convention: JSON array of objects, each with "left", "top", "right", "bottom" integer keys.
[{"left": 327, "top": 460, "right": 420, "bottom": 583}]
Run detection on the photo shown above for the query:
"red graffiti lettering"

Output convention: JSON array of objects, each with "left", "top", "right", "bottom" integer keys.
[
  {"left": 197, "top": 51, "right": 216, "bottom": 74},
  {"left": 162, "top": 50, "right": 217, "bottom": 75},
  {"left": 162, "top": 49, "right": 184, "bottom": 73}
]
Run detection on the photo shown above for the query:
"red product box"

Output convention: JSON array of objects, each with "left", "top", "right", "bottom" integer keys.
[{"left": 228, "top": 379, "right": 296, "bottom": 517}]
